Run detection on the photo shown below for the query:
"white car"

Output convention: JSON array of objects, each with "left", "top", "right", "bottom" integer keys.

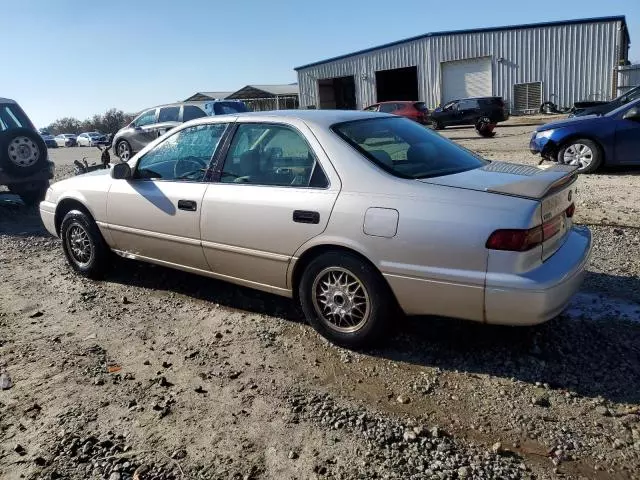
[
  {"left": 77, "top": 132, "right": 107, "bottom": 147},
  {"left": 55, "top": 134, "right": 77, "bottom": 147}
]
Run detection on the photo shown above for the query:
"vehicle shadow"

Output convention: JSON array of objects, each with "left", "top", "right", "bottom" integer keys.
[
  {"left": 104, "top": 258, "right": 640, "bottom": 405},
  {"left": 0, "top": 197, "right": 51, "bottom": 238}
]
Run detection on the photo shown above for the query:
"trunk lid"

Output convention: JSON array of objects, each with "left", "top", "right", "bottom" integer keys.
[{"left": 419, "top": 161, "right": 578, "bottom": 259}]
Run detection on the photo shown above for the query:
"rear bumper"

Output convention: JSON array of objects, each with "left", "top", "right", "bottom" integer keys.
[
  {"left": 39, "top": 200, "right": 57, "bottom": 237},
  {"left": 0, "top": 161, "right": 55, "bottom": 184},
  {"left": 484, "top": 226, "right": 592, "bottom": 325}
]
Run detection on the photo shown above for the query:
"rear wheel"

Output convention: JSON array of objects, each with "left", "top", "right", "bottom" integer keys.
[
  {"left": 9, "top": 181, "right": 49, "bottom": 206},
  {"left": 557, "top": 139, "right": 602, "bottom": 173},
  {"left": 60, "top": 210, "right": 110, "bottom": 279},
  {"left": 299, "top": 251, "right": 393, "bottom": 349}
]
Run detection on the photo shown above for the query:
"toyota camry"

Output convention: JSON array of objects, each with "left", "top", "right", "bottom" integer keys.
[{"left": 40, "top": 110, "right": 591, "bottom": 348}]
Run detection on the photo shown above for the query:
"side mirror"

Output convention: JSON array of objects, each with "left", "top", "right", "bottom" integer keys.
[
  {"left": 111, "top": 162, "right": 132, "bottom": 180},
  {"left": 623, "top": 107, "right": 640, "bottom": 121}
]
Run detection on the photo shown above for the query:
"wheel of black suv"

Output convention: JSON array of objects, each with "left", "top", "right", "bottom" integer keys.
[
  {"left": 299, "top": 251, "right": 393, "bottom": 349},
  {"left": 9, "top": 181, "right": 49, "bottom": 206},
  {"left": 0, "top": 128, "right": 48, "bottom": 176},
  {"left": 60, "top": 210, "right": 110, "bottom": 279},
  {"left": 431, "top": 119, "right": 444, "bottom": 130}
]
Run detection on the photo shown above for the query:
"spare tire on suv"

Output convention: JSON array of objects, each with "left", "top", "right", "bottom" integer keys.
[{"left": 0, "top": 127, "right": 48, "bottom": 176}]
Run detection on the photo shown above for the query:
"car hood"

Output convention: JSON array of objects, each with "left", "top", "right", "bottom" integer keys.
[
  {"left": 536, "top": 115, "right": 602, "bottom": 131},
  {"left": 417, "top": 161, "right": 577, "bottom": 199}
]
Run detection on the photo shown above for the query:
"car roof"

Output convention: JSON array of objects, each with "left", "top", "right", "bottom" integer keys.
[
  {"left": 0, "top": 97, "right": 17, "bottom": 104},
  {"left": 196, "top": 109, "right": 395, "bottom": 129}
]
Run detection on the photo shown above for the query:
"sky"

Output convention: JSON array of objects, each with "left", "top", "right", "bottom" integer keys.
[{"left": 1, "top": 0, "right": 638, "bottom": 127}]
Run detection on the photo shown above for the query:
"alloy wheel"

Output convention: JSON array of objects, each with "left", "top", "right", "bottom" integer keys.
[
  {"left": 311, "top": 267, "right": 371, "bottom": 333},
  {"left": 118, "top": 142, "right": 131, "bottom": 161},
  {"left": 563, "top": 143, "right": 593, "bottom": 170},
  {"left": 65, "top": 224, "right": 93, "bottom": 268}
]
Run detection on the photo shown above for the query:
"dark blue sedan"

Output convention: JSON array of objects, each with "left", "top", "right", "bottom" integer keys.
[{"left": 530, "top": 98, "right": 640, "bottom": 173}]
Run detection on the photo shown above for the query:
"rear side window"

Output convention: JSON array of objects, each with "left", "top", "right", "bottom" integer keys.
[
  {"left": 458, "top": 99, "right": 479, "bottom": 110},
  {"left": 183, "top": 105, "right": 207, "bottom": 122},
  {"left": 158, "top": 106, "right": 180, "bottom": 123},
  {"left": 378, "top": 104, "right": 398, "bottom": 113},
  {"left": 213, "top": 102, "right": 249, "bottom": 115},
  {"left": 0, "top": 105, "right": 32, "bottom": 131},
  {"left": 333, "top": 117, "right": 486, "bottom": 179}
]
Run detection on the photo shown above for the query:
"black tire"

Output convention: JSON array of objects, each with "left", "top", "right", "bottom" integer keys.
[
  {"left": 299, "top": 251, "right": 393, "bottom": 349},
  {"left": 9, "top": 181, "right": 49, "bottom": 206},
  {"left": 0, "top": 128, "right": 48, "bottom": 176},
  {"left": 540, "top": 101, "right": 558, "bottom": 114},
  {"left": 431, "top": 119, "right": 444, "bottom": 130},
  {"left": 475, "top": 116, "right": 497, "bottom": 138},
  {"left": 60, "top": 210, "right": 110, "bottom": 279},
  {"left": 116, "top": 140, "right": 132, "bottom": 161},
  {"left": 557, "top": 138, "right": 602, "bottom": 174}
]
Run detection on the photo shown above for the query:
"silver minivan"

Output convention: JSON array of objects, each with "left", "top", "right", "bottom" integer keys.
[{"left": 112, "top": 100, "right": 248, "bottom": 160}]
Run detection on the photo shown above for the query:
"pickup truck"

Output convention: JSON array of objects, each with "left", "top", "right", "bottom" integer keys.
[{"left": 1, "top": 98, "right": 54, "bottom": 205}]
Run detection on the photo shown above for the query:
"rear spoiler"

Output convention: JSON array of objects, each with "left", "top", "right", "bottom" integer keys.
[{"left": 484, "top": 163, "right": 578, "bottom": 200}]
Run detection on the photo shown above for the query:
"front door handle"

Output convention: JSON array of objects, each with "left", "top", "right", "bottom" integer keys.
[
  {"left": 293, "top": 210, "right": 319, "bottom": 224},
  {"left": 177, "top": 199, "right": 197, "bottom": 211}
]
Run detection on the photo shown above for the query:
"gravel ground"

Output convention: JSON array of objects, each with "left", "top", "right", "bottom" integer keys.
[{"left": 1, "top": 118, "right": 639, "bottom": 480}]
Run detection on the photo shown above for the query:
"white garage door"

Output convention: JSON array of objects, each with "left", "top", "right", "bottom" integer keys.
[{"left": 441, "top": 57, "right": 493, "bottom": 103}]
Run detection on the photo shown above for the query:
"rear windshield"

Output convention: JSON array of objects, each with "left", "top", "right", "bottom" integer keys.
[
  {"left": 332, "top": 117, "right": 486, "bottom": 179},
  {"left": 0, "top": 104, "right": 34, "bottom": 132},
  {"left": 213, "top": 102, "right": 249, "bottom": 115}
]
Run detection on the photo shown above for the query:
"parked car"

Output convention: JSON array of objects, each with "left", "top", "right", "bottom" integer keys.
[
  {"left": 571, "top": 85, "right": 640, "bottom": 117},
  {"left": 40, "top": 110, "right": 590, "bottom": 348},
  {"left": 77, "top": 132, "right": 107, "bottom": 147},
  {"left": 39, "top": 130, "right": 58, "bottom": 148},
  {"left": 112, "top": 100, "right": 249, "bottom": 161},
  {"left": 55, "top": 134, "right": 77, "bottom": 147},
  {"left": 430, "top": 97, "right": 509, "bottom": 130},
  {"left": 0, "top": 97, "right": 54, "bottom": 205},
  {"left": 364, "top": 101, "right": 429, "bottom": 124},
  {"left": 530, "top": 98, "right": 640, "bottom": 173}
]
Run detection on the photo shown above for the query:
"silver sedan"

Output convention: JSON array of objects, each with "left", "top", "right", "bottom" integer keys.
[{"left": 39, "top": 110, "right": 591, "bottom": 348}]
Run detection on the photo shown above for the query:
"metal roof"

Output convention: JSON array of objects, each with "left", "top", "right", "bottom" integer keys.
[
  {"left": 183, "top": 91, "right": 234, "bottom": 101},
  {"left": 226, "top": 84, "right": 299, "bottom": 99},
  {"left": 295, "top": 16, "right": 629, "bottom": 71}
]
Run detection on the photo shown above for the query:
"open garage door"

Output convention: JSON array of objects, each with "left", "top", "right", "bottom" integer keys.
[
  {"left": 318, "top": 76, "right": 356, "bottom": 109},
  {"left": 375, "top": 66, "right": 419, "bottom": 102},
  {"left": 441, "top": 57, "right": 492, "bottom": 103}
]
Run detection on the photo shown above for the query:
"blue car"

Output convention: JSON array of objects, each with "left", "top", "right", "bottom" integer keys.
[{"left": 530, "top": 98, "right": 640, "bottom": 173}]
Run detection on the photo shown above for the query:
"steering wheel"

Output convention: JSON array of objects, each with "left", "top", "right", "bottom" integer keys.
[{"left": 174, "top": 156, "right": 208, "bottom": 180}]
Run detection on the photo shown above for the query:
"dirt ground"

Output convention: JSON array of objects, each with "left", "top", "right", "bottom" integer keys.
[{"left": 1, "top": 118, "right": 639, "bottom": 480}]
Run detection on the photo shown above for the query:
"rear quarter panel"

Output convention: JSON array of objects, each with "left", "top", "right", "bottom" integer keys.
[{"left": 294, "top": 178, "right": 538, "bottom": 321}]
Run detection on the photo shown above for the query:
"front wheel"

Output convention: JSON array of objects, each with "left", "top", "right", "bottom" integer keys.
[
  {"left": 299, "top": 252, "right": 393, "bottom": 349},
  {"left": 431, "top": 119, "right": 444, "bottom": 130},
  {"left": 557, "top": 139, "right": 602, "bottom": 173},
  {"left": 60, "top": 210, "right": 111, "bottom": 279}
]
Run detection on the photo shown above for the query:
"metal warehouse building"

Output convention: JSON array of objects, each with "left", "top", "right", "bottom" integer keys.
[{"left": 295, "top": 16, "right": 630, "bottom": 114}]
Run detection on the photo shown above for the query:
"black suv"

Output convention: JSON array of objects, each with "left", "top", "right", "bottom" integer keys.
[
  {"left": 430, "top": 97, "right": 509, "bottom": 130},
  {"left": 571, "top": 85, "right": 640, "bottom": 117},
  {"left": 0, "top": 98, "right": 54, "bottom": 205}
]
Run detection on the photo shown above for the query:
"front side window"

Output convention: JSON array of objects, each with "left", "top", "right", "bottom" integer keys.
[
  {"left": 333, "top": 117, "right": 486, "bottom": 179},
  {"left": 136, "top": 123, "right": 227, "bottom": 181},
  {"left": 459, "top": 99, "right": 479, "bottom": 110},
  {"left": 133, "top": 109, "right": 157, "bottom": 127},
  {"left": 220, "top": 123, "right": 327, "bottom": 187},
  {"left": 158, "top": 106, "right": 180, "bottom": 123},
  {"left": 443, "top": 101, "right": 457, "bottom": 111}
]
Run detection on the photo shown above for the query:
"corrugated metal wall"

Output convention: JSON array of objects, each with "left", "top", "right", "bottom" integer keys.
[
  {"left": 297, "top": 20, "right": 624, "bottom": 112},
  {"left": 617, "top": 65, "right": 640, "bottom": 94}
]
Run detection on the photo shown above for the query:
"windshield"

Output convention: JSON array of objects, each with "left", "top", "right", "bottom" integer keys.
[
  {"left": 213, "top": 102, "right": 249, "bottom": 115},
  {"left": 606, "top": 98, "right": 640, "bottom": 118},
  {"left": 88, "top": 132, "right": 102, "bottom": 137},
  {"left": 332, "top": 117, "right": 486, "bottom": 179}
]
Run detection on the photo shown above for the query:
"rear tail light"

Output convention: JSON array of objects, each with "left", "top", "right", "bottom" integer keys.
[{"left": 486, "top": 204, "right": 575, "bottom": 252}]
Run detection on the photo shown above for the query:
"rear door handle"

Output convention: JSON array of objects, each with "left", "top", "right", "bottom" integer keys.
[
  {"left": 293, "top": 210, "right": 320, "bottom": 224},
  {"left": 177, "top": 199, "right": 197, "bottom": 211}
]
